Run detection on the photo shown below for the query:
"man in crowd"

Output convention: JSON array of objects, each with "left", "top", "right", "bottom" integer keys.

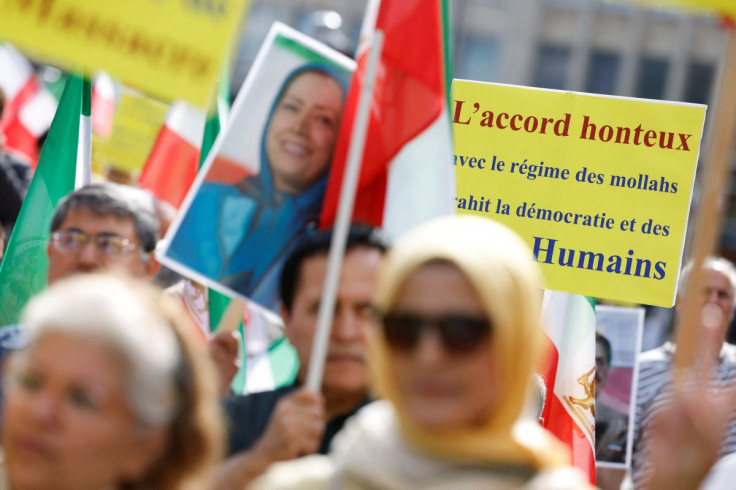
[
  {"left": 213, "top": 224, "right": 388, "bottom": 489},
  {"left": 0, "top": 183, "right": 160, "bottom": 353},
  {"left": 46, "top": 182, "right": 160, "bottom": 284},
  {"left": 631, "top": 256, "right": 736, "bottom": 486}
]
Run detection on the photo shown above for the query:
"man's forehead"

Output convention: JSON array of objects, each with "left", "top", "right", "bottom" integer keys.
[
  {"left": 58, "top": 206, "right": 137, "bottom": 237},
  {"left": 296, "top": 247, "right": 382, "bottom": 291},
  {"left": 705, "top": 265, "right": 736, "bottom": 291}
]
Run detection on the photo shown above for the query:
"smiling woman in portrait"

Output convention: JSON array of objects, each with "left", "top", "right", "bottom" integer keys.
[{"left": 167, "top": 62, "right": 349, "bottom": 308}]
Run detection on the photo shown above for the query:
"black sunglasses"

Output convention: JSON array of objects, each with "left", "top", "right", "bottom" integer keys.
[{"left": 379, "top": 312, "right": 491, "bottom": 354}]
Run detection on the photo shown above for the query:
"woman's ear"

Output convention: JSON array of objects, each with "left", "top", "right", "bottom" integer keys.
[{"left": 119, "top": 427, "right": 169, "bottom": 482}]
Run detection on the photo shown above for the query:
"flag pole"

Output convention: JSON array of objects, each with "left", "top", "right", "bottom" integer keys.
[
  {"left": 675, "top": 27, "right": 736, "bottom": 375},
  {"left": 305, "top": 31, "right": 385, "bottom": 393},
  {"left": 75, "top": 77, "right": 92, "bottom": 189}
]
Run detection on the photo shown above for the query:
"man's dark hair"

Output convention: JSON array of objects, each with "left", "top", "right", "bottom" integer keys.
[
  {"left": 50, "top": 183, "right": 159, "bottom": 252},
  {"left": 279, "top": 224, "right": 389, "bottom": 312},
  {"left": 596, "top": 332, "right": 612, "bottom": 367}
]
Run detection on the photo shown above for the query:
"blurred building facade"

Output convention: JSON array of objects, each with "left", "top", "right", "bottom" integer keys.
[{"left": 236, "top": 0, "right": 732, "bottom": 256}]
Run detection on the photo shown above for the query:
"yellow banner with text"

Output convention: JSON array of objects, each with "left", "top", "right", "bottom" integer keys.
[
  {"left": 453, "top": 80, "right": 706, "bottom": 307},
  {"left": 627, "top": 0, "right": 736, "bottom": 18},
  {"left": 0, "top": 0, "right": 249, "bottom": 107}
]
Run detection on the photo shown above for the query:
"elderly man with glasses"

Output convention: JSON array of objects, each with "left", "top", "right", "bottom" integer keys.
[
  {"left": 46, "top": 183, "right": 160, "bottom": 284},
  {"left": 0, "top": 183, "right": 160, "bottom": 362}
]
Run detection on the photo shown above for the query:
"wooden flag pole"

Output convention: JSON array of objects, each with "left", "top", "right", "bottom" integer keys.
[
  {"left": 305, "top": 31, "right": 385, "bottom": 393},
  {"left": 675, "top": 27, "right": 736, "bottom": 374}
]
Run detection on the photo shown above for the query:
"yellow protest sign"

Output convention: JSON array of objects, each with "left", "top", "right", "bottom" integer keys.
[
  {"left": 93, "top": 89, "right": 168, "bottom": 174},
  {"left": 452, "top": 80, "right": 706, "bottom": 307},
  {"left": 0, "top": 0, "right": 249, "bottom": 107},
  {"left": 624, "top": 0, "right": 736, "bottom": 17}
]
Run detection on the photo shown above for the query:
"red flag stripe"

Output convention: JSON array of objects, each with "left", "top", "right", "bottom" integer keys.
[
  {"left": 547, "top": 393, "right": 596, "bottom": 484},
  {"left": 139, "top": 126, "right": 199, "bottom": 208},
  {"left": 3, "top": 119, "right": 36, "bottom": 165},
  {"left": 320, "top": 0, "right": 445, "bottom": 228},
  {"left": 0, "top": 75, "right": 38, "bottom": 131}
]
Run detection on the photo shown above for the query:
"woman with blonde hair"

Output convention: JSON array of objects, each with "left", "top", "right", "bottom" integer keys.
[
  {"left": 252, "top": 215, "right": 590, "bottom": 489},
  {"left": 1, "top": 274, "right": 224, "bottom": 490}
]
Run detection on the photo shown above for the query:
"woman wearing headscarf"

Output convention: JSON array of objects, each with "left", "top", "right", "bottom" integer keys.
[
  {"left": 167, "top": 63, "right": 349, "bottom": 308},
  {"left": 0, "top": 274, "right": 224, "bottom": 490},
  {"left": 251, "top": 215, "right": 591, "bottom": 489}
]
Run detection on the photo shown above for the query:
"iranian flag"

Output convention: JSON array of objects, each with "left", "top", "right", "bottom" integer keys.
[
  {"left": 319, "top": 0, "right": 454, "bottom": 236},
  {"left": 139, "top": 101, "right": 206, "bottom": 208},
  {"left": 0, "top": 75, "right": 87, "bottom": 325},
  {"left": 91, "top": 72, "right": 116, "bottom": 138},
  {"left": 541, "top": 290, "right": 596, "bottom": 484},
  {"left": 0, "top": 43, "right": 56, "bottom": 166}
]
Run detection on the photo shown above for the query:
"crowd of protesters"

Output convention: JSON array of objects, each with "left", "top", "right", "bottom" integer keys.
[
  {"left": 1, "top": 37, "right": 736, "bottom": 487},
  {"left": 0, "top": 171, "right": 733, "bottom": 489}
]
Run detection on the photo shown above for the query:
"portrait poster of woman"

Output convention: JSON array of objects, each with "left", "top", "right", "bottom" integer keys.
[{"left": 161, "top": 22, "right": 355, "bottom": 310}]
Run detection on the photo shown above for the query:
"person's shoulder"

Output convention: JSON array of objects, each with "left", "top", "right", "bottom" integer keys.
[
  {"left": 700, "top": 453, "right": 736, "bottom": 490},
  {"left": 638, "top": 342, "right": 675, "bottom": 372},
  {"left": 640, "top": 342, "right": 674, "bottom": 362},
  {"left": 0, "top": 324, "right": 26, "bottom": 351},
  {"left": 249, "top": 454, "right": 335, "bottom": 490},
  {"left": 720, "top": 343, "right": 736, "bottom": 364},
  {"left": 525, "top": 465, "right": 595, "bottom": 490}
]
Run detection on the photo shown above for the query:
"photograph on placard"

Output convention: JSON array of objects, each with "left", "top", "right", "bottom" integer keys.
[
  {"left": 595, "top": 305, "right": 644, "bottom": 468},
  {"left": 160, "top": 22, "right": 355, "bottom": 310}
]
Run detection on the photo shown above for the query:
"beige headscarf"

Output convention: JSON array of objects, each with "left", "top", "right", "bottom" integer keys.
[{"left": 371, "top": 215, "right": 570, "bottom": 470}]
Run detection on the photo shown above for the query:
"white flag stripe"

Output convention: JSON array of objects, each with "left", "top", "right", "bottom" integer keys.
[
  {"left": 166, "top": 102, "right": 207, "bottom": 147},
  {"left": 382, "top": 107, "right": 456, "bottom": 239},
  {"left": 19, "top": 89, "right": 57, "bottom": 136},
  {"left": 542, "top": 290, "right": 596, "bottom": 449},
  {"left": 75, "top": 114, "right": 92, "bottom": 189},
  {"left": 0, "top": 44, "right": 33, "bottom": 98}
]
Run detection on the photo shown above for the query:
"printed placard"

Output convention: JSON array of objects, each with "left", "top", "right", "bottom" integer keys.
[
  {"left": 628, "top": 0, "right": 736, "bottom": 17},
  {"left": 453, "top": 80, "right": 706, "bottom": 306},
  {"left": 0, "top": 0, "right": 250, "bottom": 107},
  {"left": 160, "top": 22, "right": 354, "bottom": 310},
  {"left": 595, "top": 305, "right": 645, "bottom": 469}
]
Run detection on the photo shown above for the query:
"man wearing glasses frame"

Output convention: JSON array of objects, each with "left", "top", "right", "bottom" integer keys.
[
  {"left": 46, "top": 183, "right": 160, "bottom": 284},
  {"left": 0, "top": 184, "right": 160, "bottom": 359}
]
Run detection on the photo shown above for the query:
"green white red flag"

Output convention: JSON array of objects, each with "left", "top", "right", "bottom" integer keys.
[
  {"left": 138, "top": 101, "right": 206, "bottom": 208},
  {"left": 541, "top": 290, "right": 597, "bottom": 484},
  {"left": 0, "top": 43, "right": 56, "bottom": 167},
  {"left": 319, "top": 0, "right": 454, "bottom": 236},
  {"left": 0, "top": 75, "right": 87, "bottom": 325}
]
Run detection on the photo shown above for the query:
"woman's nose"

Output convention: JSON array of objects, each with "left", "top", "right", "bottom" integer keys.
[
  {"left": 27, "top": 391, "right": 61, "bottom": 426},
  {"left": 291, "top": 111, "right": 309, "bottom": 134}
]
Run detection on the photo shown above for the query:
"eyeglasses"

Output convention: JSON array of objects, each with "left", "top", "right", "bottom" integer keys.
[
  {"left": 50, "top": 230, "right": 144, "bottom": 259},
  {"left": 379, "top": 312, "right": 491, "bottom": 354}
]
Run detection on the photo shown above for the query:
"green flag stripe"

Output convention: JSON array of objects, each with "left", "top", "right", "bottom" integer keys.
[
  {"left": 585, "top": 296, "right": 596, "bottom": 310},
  {"left": 230, "top": 322, "right": 249, "bottom": 394},
  {"left": 268, "top": 337, "right": 299, "bottom": 388},
  {"left": 82, "top": 78, "right": 92, "bottom": 117},
  {"left": 441, "top": 0, "right": 453, "bottom": 110},
  {"left": 274, "top": 34, "right": 353, "bottom": 77},
  {"left": 0, "top": 75, "right": 82, "bottom": 325}
]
